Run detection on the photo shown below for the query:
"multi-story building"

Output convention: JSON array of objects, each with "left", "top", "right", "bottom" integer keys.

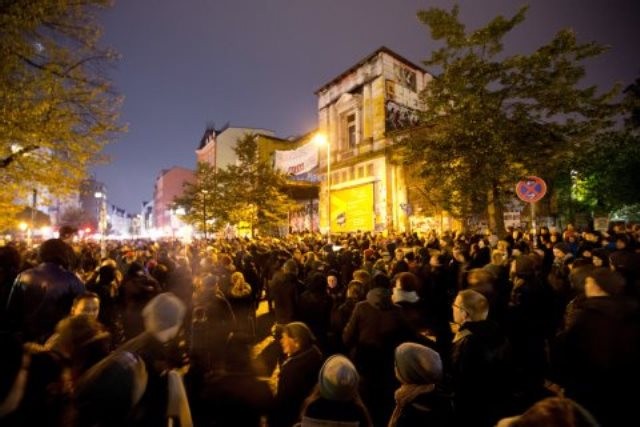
[
  {"left": 272, "top": 131, "right": 322, "bottom": 232},
  {"left": 153, "top": 167, "right": 196, "bottom": 231},
  {"left": 196, "top": 124, "right": 276, "bottom": 170},
  {"left": 196, "top": 124, "right": 320, "bottom": 235},
  {"left": 140, "top": 200, "right": 154, "bottom": 236},
  {"left": 79, "top": 178, "right": 107, "bottom": 231},
  {"left": 315, "top": 46, "right": 433, "bottom": 234},
  {"left": 108, "top": 204, "right": 130, "bottom": 236}
]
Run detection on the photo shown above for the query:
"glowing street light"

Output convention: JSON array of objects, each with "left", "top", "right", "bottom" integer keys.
[{"left": 94, "top": 191, "right": 107, "bottom": 258}]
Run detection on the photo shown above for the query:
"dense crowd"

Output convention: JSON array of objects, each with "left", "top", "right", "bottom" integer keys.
[{"left": 1, "top": 223, "right": 639, "bottom": 426}]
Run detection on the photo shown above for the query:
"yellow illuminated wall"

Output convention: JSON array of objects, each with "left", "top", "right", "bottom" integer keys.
[{"left": 330, "top": 184, "right": 374, "bottom": 232}]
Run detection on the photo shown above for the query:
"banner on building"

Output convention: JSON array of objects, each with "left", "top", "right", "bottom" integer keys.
[
  {"left": 330, "top": 184, "right": 374, "bottom": 232},
  {"left": 274, "top": 142, "right": 319, "bottom": 178}
]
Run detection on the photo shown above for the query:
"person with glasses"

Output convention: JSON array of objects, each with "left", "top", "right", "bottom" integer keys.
[{"left": 450, "top": 289, "right": 515, "bottom": 427}]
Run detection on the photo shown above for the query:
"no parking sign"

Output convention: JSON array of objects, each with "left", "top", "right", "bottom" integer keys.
[{"left": 516, "top": 176, "right": 547, "bottom": 203}]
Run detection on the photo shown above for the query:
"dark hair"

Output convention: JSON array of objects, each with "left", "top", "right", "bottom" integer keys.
[
  {"left": 588, "top": 267, "right": 626, "bottom": 296},
  {"left": 510, "top": 397, "right": 599, "bottom": 427},
  {"left": 371, "top": 273, "right": 391, "bottom": 290},
  {"left": 38, "top": 238, "right": 74, "bottom": 269},
  {"left": 282, "top": 322, "right": 315, "bottom": 350},
  {"left": 395, "top": 272, "right": 419, "bottom": 292}
]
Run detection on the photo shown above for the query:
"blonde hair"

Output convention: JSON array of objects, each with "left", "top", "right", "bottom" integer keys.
[{"left": 230, "top": 271, "right": 251, "bottom": 298}]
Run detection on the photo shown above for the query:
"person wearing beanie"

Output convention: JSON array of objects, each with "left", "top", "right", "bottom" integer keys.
[
  {"left": 550, "top": 267, "right": 640, "bottom": 427},
  {"left": 343, "top": 271, "right": 426, "bottom": 427},
  {"left": 389, "top": 343, "right": 452, "bottom": 427},
  {"left": 299, "top": 355, "right": 372, "bottom": 426},
  {"left": 93, "top": 292, "right": 190, "bottom": 426},
  {"left": 270, "top": 321, "right": 323, "bottom": 427}
]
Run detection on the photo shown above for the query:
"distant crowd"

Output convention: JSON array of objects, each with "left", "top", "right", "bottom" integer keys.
[{"left": 1, "top": 223, "right": 639, "bottom": 426}]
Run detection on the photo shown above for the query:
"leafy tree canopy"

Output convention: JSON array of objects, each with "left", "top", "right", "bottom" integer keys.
[
  {"left": 402, "top": 5, "right": 618, "bottom": 231},
  {"left": 571, "top": 76, "right": 640, "bottom": 213},
  {"left": 175, "top": 134, "right": 295, "bottom": 237},
  {"left": 173, "top": 162, "right": 222, "bottom": 238},
  {"left": 0, "top": 0, "right": 123, "bottom": 229}
]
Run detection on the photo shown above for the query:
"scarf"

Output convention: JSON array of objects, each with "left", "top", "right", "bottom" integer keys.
[
  {"left": 392, "top": 288, "right": 419, "bottom": 304},
  {"left": 388, "top": 383, "right": 435, "bottom": 427}
]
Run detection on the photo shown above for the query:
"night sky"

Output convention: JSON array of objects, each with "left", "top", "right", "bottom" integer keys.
[{"left": 94, "top": 0, "right": 640, "bottom": 213}]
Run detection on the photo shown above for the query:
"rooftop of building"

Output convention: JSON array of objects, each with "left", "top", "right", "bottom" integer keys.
[{"left": 314, "top": 46, "right": 427, "bottom": 95}]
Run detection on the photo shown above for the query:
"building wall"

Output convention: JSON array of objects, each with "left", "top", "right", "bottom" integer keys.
[
  {"left": 315, "top": 48, "right": 431, "bottom": 233},
  {"left": 79, "top": 179, "right": 107, "bottom": 230},
  {"left": 215, "top": 127, "right": 275, "bottom": 169},
  {"left": 196, "top": 130, "right": 216, "bottom": 165},
  {"left": 153, "top": 167, "right": 195, "bottom": 230}
]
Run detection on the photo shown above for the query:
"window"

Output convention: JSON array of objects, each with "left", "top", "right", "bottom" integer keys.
[
  {"left": 347, "top": 113, "right": 356, "bottom": 148},
  {"left": 367, "top": 164, "right": 374, "bottom": 176}
]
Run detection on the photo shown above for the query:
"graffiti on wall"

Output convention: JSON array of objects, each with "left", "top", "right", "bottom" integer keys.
[
  {"left": 289, "top": 200, "right": 319, "bottom": 233},
  {"left": 385, "top": 100, "right": 420, "bottom": 132}
]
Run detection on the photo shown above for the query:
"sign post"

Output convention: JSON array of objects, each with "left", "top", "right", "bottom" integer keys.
[{"left": 516, "top": 176, "right": 547, "bottom": 232}]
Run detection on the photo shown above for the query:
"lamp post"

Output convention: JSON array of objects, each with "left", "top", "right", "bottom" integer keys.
[
  {"left": 30, "top": 189, "right": 37, "bottom": 248},
  {"left": 94, "top": 191, "right": 107, "bottom": 258},
  {"left": 201, "top": 189, "right": 208, "bottom": 240},
  {"left": 313, "top": 133, "right": 331, "bottom": 242}
]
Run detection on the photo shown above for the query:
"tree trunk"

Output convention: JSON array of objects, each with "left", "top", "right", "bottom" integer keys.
[{"left": 487, "top": 183, "right": 506, "bottom": 238}]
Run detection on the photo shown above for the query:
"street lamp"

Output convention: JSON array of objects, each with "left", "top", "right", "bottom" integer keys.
[
  {"left": 201, "top": 189, "right": 209, "bottom": 240},
  {"left": 312, "top": 132, "right": 331, "bottom": 242},
  {"left": 94, "top": 191, "right": 107, "bottom": 258}
]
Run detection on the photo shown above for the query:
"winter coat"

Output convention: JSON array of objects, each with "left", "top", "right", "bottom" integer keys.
[
  {"left": 551, "top": 296, "right": 640, "bottom": 426},
  {"left": 270, "top": 345, "right": 323, "bottom": 427},
  {"left": 450, "top": 320, "right": 514, "bottom": 427},
  {"left": 6, "top": 262, "right": 85, "bottom": 343}
]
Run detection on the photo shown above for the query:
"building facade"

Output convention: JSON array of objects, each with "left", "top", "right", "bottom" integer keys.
[
  {"left": 153, "top": 166, "right": 196, "bottom": 231},
  {"left": 315, "top": 46, "right": 432, "bottom": 234},
  {"left": 196, "top": 124, "right": 277, "bottom": 170},
  {"left": 79, "top": 178, "right": 107, "bottom": 231}
]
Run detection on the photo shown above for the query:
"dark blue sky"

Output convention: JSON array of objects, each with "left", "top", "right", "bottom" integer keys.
[{"left": 94, "top": 0, "right": 640, "bottom": 213}]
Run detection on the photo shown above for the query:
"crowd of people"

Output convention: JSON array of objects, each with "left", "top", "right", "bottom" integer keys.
[{"left": 0, "top": 222, "right": 639, "bottom": 426}]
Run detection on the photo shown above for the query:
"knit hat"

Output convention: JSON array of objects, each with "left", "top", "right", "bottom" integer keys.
[
  {"left": 75, "top": 351, "right": 148, "bottom": 424},
  {"left": 394, "top": 342, "right": 442, "bottom": 385},
  {"left": 318, "top": 355, "right": 359, "bottom": 401},
  {"left": 142, "top": 293, "right": 186, "bottom": 334}
]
